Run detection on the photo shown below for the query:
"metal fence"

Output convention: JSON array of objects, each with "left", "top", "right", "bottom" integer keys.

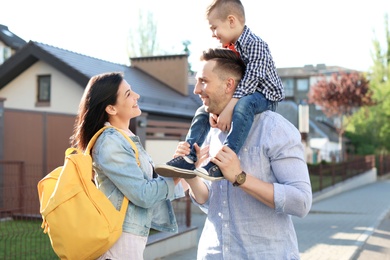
[
  {"left": 377, "top": 154, "right": 390, "bottom": 177},
  {"left": 308, "top": 155, "right": 390, "bottom": 192},
  {"left": 0, "top": 154, "right": 389, "bottom": 259},
  {"left": 0, "top": 161, "right": 192, "bottom": 259}
]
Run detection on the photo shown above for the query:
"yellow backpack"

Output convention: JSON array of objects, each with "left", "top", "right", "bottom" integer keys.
[{"left": 37, "top": 126, "right": 140, "bottom": 260}]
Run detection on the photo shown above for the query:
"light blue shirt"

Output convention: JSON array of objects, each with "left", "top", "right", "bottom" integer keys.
[
  {"left": 193, "top": 111, "right": 312, "bottom": 259},
  {"left": 92, "top": 127, "right": 183, "bottom": 237}
]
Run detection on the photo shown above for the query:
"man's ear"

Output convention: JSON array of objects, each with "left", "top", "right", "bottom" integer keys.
[
  {"left": 105, "top": 105, "right": 116, "bottom": 115},
  {"left": 225, "top": 78, "right": 236, "bottom": 93}
]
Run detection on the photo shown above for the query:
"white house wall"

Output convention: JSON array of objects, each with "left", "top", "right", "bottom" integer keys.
[
  {"left": 0, "top": 60, "right": 83, "bottom": 114},
  {"left": 145, "top": 140, "right": 181, "bottom": 165},
  {"left": 310, "top": 137, "right": 340, "bottom": 162}
]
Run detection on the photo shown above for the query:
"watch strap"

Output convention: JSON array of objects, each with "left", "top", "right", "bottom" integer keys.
[{"left": 233, "top": 171, "right": 246, "bottom": 187}]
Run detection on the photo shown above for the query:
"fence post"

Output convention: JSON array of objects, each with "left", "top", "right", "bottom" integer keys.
[
  {"left": 319, "top": 164, "right": 323, "bottom": 191},
  {"left": 331, "top": 163, "right": 335, "bottom": 186},
  {"left": 379, "top": 154, "right": 383, "bottom": 176},
  {"left": 18, "top": 161, "right": 25, "bottom": 213},
  {"left": 185, "top": 192, "right": 192, "bottom": 227}
]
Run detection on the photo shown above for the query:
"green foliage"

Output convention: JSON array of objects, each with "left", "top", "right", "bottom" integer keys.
[
  {"left": 308, "top": 70, "right": 376, "bottom": 161},
  {"left": 345, "top": 130, "right": 377, "bottom": 155},
  {"left": 348, "top": 14, "right": 390, "bottom": 155}
]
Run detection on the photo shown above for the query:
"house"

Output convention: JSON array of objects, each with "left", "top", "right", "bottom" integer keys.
[
  {"left": 0, "top": 40, "right": 202, "bottom": 165},
  {"left": 0, "top": 39, "right": 201, "bottom": 259},
  {"left": 276, "top": 64, "right": 358, "bottom": 162},
  {"left": 0, "top": 39, "right": 201, "bottom": 214},
  {"left": 0, "top": 24, "right": 26, "bottom": 65}
]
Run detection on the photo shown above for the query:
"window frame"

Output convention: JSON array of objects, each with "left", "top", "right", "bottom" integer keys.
[
  {"left": 282, "top": 78, "right": 294, "bottom": 97},
  {"left": 36, "top": 75, "right": 51, "bottom": 106},
  {"left": 297, "top": 78, "right": 309, "bottom": 91}
]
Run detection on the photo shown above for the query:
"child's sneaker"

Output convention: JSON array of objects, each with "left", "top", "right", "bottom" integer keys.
[
  {"left": 154, "top": 156, "right": 197, "bottom": 179},
  {"left": 195, "top": 162, "right": 225, "bottom": 181}
]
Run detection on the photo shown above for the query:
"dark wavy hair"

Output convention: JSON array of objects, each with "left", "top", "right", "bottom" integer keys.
[{"left": 70, "top": 72, "right": 124, "bottom": 150}]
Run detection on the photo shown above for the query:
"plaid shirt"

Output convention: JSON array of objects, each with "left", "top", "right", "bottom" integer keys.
[{"left": 234, "top": 25, "right": 284, "bottom": 101}]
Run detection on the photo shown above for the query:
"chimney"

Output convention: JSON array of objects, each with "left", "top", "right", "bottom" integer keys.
[{"left": 130, "top": 54, "right": 189, "bottom": 96}]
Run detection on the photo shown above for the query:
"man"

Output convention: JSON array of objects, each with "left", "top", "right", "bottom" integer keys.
[{"left": 175, "top": 48, "right": 312, "bottom": 259}]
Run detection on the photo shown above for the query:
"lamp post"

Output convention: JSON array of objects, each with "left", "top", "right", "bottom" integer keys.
[
  {"left": 299, "top": 102, "right": 310, "bottom": 162},
  {"left": 298, "top": 102, "right": 309, "bottom": 142}
]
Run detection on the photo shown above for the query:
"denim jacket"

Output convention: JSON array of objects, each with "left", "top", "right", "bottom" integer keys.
[{"left": 92, "top": 127, "right": 181, "bottom": 237}]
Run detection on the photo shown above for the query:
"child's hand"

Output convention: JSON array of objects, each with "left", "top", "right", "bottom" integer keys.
[
  {"left": 216, "top": 97, "right": 237, "bottom": 132},
  {"left": 209, "top": 113, "right": 218, "bottom": 128},
  {"left": 217, "top": 107, "right": 233, "bottom": 132}
]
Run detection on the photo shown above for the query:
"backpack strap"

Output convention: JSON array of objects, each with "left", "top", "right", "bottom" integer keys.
[{"left": 85, "top": 126, "right": 140, "bottom": 166}]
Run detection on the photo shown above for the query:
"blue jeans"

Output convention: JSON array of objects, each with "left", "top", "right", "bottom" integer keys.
[{"left": 185, "top": 92, "right": 277, "bottom": 162}]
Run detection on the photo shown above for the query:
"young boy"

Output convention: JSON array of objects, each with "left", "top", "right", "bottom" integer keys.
[{"left": 155, "top": 0, "right": 284, "bottom": 181}]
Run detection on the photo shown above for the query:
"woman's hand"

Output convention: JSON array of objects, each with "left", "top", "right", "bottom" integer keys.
[
  {"left": 173, "top": 141, "right": 191, "bottom": 158},
  {"left": 173, "top": 142, "right": 210, "bottom": 168}
]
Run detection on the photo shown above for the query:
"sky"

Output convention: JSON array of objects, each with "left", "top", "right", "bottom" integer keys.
[{"left": 1, "top": 0, "right": 389, "bottom": 72}]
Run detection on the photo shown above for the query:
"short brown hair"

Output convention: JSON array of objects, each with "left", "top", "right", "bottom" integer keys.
[
  {"left": 201, "top": 48, "right": 246, "bottom": 84},
  {"left": 206, "top": 0, "right": 245, "bottom": 24}
]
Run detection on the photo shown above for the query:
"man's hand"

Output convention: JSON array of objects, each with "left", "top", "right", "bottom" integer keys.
[
  {"left": 210, "top": 145, "right": 241, "bottom": 183},
  {"left": 211, "top": 146, "right": 276, "bottom": 209}
]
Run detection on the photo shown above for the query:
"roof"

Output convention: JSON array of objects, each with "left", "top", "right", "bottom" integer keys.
[
  {"left": 277, "top": 64, "right": 359, "bottom": 78},
  {"left": 276, "top": 100, "right": 340, "bottom": 142},
  {"left": 0, "top": 24, "right": 27, "bottom": 50},
  {"left": 312, "top": 120, "right": 345, "bottom": 143},
  {"left": 0, "top": 41, "right": 199, "bottom": 118}
]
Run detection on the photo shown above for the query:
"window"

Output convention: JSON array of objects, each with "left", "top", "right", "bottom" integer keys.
[
  {"left": 0, "top": 46, "right": 12, "bottom": 64},
  {"left": 3, "top": 46, "right": 11, "bottom": 60},
  {"left": 297, "top": 78, "right": 309, "bottom": 91},
  {"left": 282, "top": 78, "right": 294, "bottom": 97},
  {"left": 37, "top": 75, "right": 51, "bottom": 105},
  {"left": 0, "top": 46, "right": 4, "bottom": 64}
]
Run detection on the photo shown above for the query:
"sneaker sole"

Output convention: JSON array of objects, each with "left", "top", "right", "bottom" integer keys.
[
  {"left": 155, "top": 165, "right": 196, "bottom": 179},
  {"left": 194, "top": 170, "right": 225, "bottom": 181}
]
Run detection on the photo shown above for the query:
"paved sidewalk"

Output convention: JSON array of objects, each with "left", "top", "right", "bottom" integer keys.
[
  {"left": 294, "top": 179, "right": 390, "bottom": 260},
  {"left": 355, "top": 210, "right": 390, "bottom": 259},
  {"left": 163, "top": 178, "right": 390, "bottom": 260}
]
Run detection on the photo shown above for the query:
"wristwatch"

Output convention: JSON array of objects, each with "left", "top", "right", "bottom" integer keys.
[{"left": 233, "top": 171, "right": 246, "bottom": 187}]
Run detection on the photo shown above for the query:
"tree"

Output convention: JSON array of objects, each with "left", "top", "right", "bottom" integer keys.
[
  {"left": 347, "top": 14, "right": 390, "bottom": 155},
  {"left": 182, "top": 40, "right": 193, "bottom": 73},
  {"left": 127, "top": 10, "right": 158, "bottom": 57},
  {"left": 308, "top": 71, "right": 376, "bottom": 160}
]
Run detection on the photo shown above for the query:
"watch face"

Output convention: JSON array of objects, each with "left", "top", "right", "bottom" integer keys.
[
  {"left": 233, "top": 172, "right": 246, "bottom": 186},
  {"left": 237, "top": 173, "right": 245, "bottom": 184}
]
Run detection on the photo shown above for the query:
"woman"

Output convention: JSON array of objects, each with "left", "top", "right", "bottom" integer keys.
[{"left": 71, "top": 72, "right": 182, "bottom": 259}]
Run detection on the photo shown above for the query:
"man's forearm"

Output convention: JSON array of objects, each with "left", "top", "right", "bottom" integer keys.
[{"left": 239, "top": 174, "right": 275, "bottom": 209}]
